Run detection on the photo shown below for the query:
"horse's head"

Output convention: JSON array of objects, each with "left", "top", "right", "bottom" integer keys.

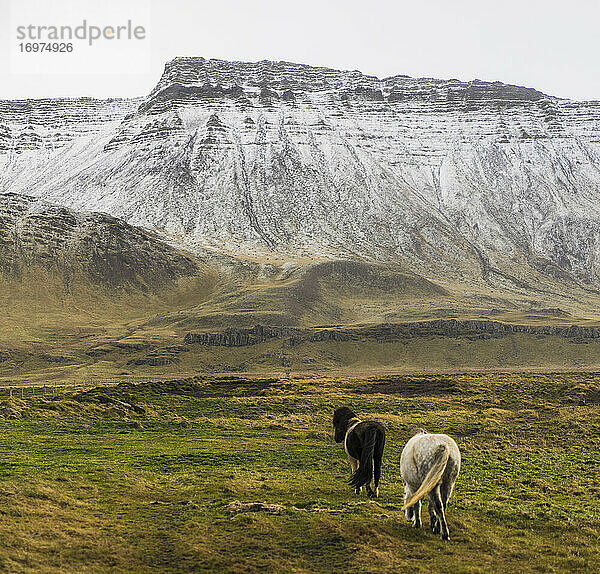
[{"left": 333, "top": 406, "right": 356, "bottom": 442}]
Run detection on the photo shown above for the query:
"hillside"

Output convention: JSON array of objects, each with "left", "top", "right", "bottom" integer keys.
[
  {"left": 2, "top": 59, "right": 600, "bottom": 378},
  {"left": 0, "top": 193, "right": 219, "bottom": 381}
]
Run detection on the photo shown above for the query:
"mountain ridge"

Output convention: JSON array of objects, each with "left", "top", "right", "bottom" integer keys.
[
  {"left": 152, "top": 57, "right": 555, "bottom": 101},
  {"left": 2, "top": 56, "right": 600, "bottom": 292}
]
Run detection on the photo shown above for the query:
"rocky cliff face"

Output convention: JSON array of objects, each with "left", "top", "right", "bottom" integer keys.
[
  {"left": 0, "top": 97, "right": 137, "bottom": 154},
  {"left": 0, "top": 193, "right": 198, "bottom": 290},
  {"left": 184, "top": 319, "right": 600, "bottom": 348},
  {"left": 2, "top": 57, "right": 600, "bottom": 288}
]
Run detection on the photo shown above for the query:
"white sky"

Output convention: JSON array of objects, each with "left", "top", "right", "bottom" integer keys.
[{"left": 1, "top": 0, "right": 599, "bottom": 101}]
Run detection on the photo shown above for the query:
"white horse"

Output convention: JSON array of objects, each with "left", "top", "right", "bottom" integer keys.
[{"left": 400, "top": 430, "right": 461, "bottom": 541}]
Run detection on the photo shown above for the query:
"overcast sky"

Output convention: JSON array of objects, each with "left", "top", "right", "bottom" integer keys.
[{"left": 1, "top": 0, "right": 599, "bottom": 101}]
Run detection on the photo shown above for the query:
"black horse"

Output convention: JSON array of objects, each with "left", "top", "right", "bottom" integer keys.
[{"left": 333, "top": 407, "right": 386, "bottom": 497}]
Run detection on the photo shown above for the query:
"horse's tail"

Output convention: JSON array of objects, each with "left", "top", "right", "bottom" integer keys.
[
  {"left": 402, "top": 444, "right": 449, "bottom": 510},
  {"left": 349, "top": 426, "right": 378, "bottom": 488}
]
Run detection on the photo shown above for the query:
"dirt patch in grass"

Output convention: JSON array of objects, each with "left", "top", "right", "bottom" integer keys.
[
  {"left": 223, "top": 501, "right": 288, "bottom": 514},
  {"left": 194, "top": 377, "right": 277, "bottom": 397},
  {"left": 223, "top": 501, "right": 357, "bottom": 515}
]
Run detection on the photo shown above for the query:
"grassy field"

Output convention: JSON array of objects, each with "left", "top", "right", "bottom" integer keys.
[
  {"left": 5, "top": 255, "right": 600, "bottom": 383},
  {"left": 6, "top": 331, "right": 600, "bottom": 385},
  {"left": 0, "top": 372, "right": 599, "bottom": 573}
]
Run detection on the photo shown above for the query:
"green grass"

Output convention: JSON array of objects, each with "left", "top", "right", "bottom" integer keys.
[{"left": 0, "top": 373, "right": 599, "bottom": 572}]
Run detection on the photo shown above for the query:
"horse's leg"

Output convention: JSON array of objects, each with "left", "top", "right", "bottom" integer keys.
[
  {"left": 372, "top": 451, "right": 382, "bottom": 498},
  {"left": 347, "top": 454, "right": 358, "bottom": 474},
  {"left": 413, "top": 500, "right": 422, "bottom": 528},
  {"left": 404, "top": 484, "right": 421, "bottom": 527},
  {"left": 438, "top": 475, "right": 456, "bottom": 536},
  {"left": 348, "top": 454, "right": 361, "bottom": 494},
  {"left": 428, "top": 492, "right": 439, "bottom": 534},
  {"left": 404, "top": 484, "right": 414, "bottom": 522},
  {"left": 440, "top": 475, "right": 455, "bottom": 512},
  {"left": 430, "top": 485, "right": 449, "bottom": 540}
]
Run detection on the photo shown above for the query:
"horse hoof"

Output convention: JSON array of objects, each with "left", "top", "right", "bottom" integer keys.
[{"left": 442, "top": 534, "right": 450, "bottom": 541}]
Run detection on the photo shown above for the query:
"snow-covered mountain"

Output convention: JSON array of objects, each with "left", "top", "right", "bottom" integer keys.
[{"left": 2, "top": 57, "right": 600, "bottom": 288}]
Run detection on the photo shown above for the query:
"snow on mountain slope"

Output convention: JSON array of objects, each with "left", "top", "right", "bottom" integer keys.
[{"left": 2, "top": 57, "right": 600, "bottom": 287}]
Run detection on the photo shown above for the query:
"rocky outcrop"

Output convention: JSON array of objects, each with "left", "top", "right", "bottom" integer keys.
[
  {"left": 184, "top": 320, "right": 600, "bottom": 347},
  {"left": 184, "top": 324, "right": 300, "bottom": 346},
  {"left": 0, "top": 97, "right": 137, "bottom": 154},
  {"left": 139, "top": 83, "right": 246, "bottom": 115}
]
